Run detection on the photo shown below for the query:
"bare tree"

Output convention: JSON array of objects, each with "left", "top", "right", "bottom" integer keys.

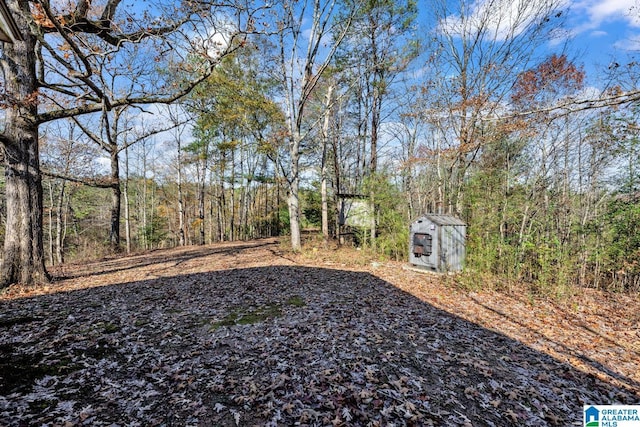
[
  {"left": 272, "top": 0, "right": 359, "bottom": 251},
  {"left": 41, "top": 119, "right": 99, "bottom": 264},
  {"left": 421, "top": 0, "right": 564, "bottom": 214},
  {"left": 0, "top": 0, "right": 258, "bottom": 286}
]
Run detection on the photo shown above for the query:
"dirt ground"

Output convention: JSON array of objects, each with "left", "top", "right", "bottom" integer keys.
[{"left": 1, "top": 238, "right": 638, "bottom": 426}]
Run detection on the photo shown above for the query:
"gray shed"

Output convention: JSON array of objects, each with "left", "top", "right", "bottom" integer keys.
[{"left": 409, "top": 214, "right": 466, "bottom": 272}]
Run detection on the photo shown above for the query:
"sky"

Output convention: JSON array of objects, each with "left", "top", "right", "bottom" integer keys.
[{"left": 564, "top": 0, "right": 640, "bottom": 81}]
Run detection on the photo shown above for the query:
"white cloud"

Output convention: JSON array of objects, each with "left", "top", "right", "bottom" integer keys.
[
  {"left": 576, "top": 85, "right": 604, "bottom": 100},
  {"left": 571, "top": 0, "right": 640, "bottom": 31},
  {"left": 566, "top": 0, "right": 640, "bottom": 53},
  {"left": 95, "top": 156, "right": 111, "bottom": 174},
  {"left": 438, "top": 0, "right": 566, "bottom": 41},
  {"left": 614, "top": 35, "right": 640, "bottom": 51},
  {"left": 196, "top": 24, "right": 236, "bottom": 59},
  {"left": 589, "top": 30, "right": 608, "bottom": 37}
]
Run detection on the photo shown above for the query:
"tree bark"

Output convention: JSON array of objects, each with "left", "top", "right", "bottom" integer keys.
[
  {"left": 288, "top": 179, "right": 302, "bottom": 251},
  {"left": 123, "top": 146, "right": 132, "bottom": 253},
  {"left": 55, "top": 180, "right": 66, "bottom": 265},
  {"left": 109, "top": 151, "right": 121, "bottom": 250},
  {"left": 321, "top": 83, "right": 334, "bottom": 245},
  {"left": 198, "top": 160, "right": 206, "bottom": 245},
  {"left": 0, "top": 2, "right": 49, "bottom": 286},
  {"left": 288, "top": 131, "right": 302, "bottom": 251}
]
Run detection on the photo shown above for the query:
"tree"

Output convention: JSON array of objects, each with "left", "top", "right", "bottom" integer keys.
[
  {"left": 340, "top": 0, "right": 418, "bottom": 245},
  {"left": 511, "top": 54, "right": 585, "bottom": 243},
  {"left": 272, "top": 0, "right": 359, "bottom": 251},
  {"left": 420, "top": 0, "right": 564, "bottom": 214},
  {"left": 186, "top": 43, "right": 284, "bottom": 243},
  {"left": 0, "top": 0, "right": 254, "bottom": 287},
  {"left": 161, "top": 105, "right": 191, "bottom": 247},
  {"left": 41, "top": 119, "right": 100, "bottom": 264},
  {"left": 320, "top": 80, "right": 335, "bottom": 243}
]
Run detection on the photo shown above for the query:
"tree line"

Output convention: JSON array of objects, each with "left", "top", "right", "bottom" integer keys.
[{"left": 2, "top": 0, "right": 640, "bottom": 293}]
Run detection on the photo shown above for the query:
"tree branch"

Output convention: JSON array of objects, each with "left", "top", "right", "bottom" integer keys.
[
  {"left": 486, "top": 89, "right": 640, "bottom": 123},
  {"left": 39, "top": 0, "right": 198, "bottom": 47},
  {"left": 41, "top": 169, "right": 115, "bottom": 189},
  {"left": 35, "top": 35, "right": 251, "bottom": 125},
  {"left": 36, "top": 69, "right": 210, "bottom": 124}
]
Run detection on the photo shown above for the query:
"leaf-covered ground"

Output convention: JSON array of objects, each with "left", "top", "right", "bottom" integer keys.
[{"left": 1, "top": 238, "right": 638, "bottom": 426}]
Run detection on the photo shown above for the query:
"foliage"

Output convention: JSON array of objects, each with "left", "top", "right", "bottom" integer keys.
[
  {"left": 140, "top": 215, "right": 169, "bottom": 249},
  {"left": 363, "top": 173, "right": 409, "bottom": 260},
  {"left": 511, "top": 54, "right": 585, "bottom": 107},
  {"left": 598, "top": 196, "right": 640, "bottom": 290},
  {"left": 301, "top": 185, "right": 322, "bottom": 228},
  {"left": 188, "top": 49, "right": 284, "bottom": 144}
]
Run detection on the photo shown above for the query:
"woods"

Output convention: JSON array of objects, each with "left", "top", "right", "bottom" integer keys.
[
  {"left": 2, "top": 0, "right": 640, "bottom": 293},
  {"left": 0, "top": 0, "right": 254, "bottom": 286}
]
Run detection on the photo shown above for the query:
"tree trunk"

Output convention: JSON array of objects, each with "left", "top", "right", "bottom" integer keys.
[
  {"left": 288, "top": 131, "right": 302, "bottom": 251},
  {"left": 321, "top": 156, "right": 329, "bottom": 243},
  {"left": 55, "top": 180, "right": 66, "bottom": 265},
  {"left": 369, "top": 62, "right": 382, "bottom": 248},
  {"left": 288, "top": 178, "right": 302, "bottom": 251},
  {"left": 176, "top": 142, "right": 186, "bottom": 246},
  {"left": 217, "top": 156, "right": 226, "bottom": 242},
  {"left": 229, "top": 148, "right": 236, "bottom": 241},
  {"left": 0, "top": 5, "right": 49, "bottom": 287},
  {"left": 47, "top": 182, "right": 54, "bottom": 266},
  {"left": 198, "top": 168, "right": 206, "bottom": 245},
  {"left": 321, "top": 83, "right": 334, "bottom": 245},
  {"left": 123, "top": 146, "right": 132, "bottom": 253},
  {"left": 109, "top": 151, "right": 121, "bottom": 250}
]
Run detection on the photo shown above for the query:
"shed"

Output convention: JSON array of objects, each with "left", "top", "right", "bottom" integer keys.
[
  {"left": 409, "top": 214, "right": 466, "bottom": 272},
  {"left": 0, "top": 0, "right": 22, "bottom": 44}
]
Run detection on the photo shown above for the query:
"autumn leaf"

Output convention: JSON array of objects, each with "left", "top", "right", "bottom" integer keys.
[{"left": 0, "top": 240, "right": 638, "bottom": 426}]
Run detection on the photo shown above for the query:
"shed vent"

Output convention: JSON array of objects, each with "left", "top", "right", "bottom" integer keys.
[{"left": 412, "top": 233, "right": 432, "bottom": 257}]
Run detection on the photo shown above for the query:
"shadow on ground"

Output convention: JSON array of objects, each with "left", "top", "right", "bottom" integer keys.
[{"left": 1, "top": 264, "right": 637, "bottom": 426}]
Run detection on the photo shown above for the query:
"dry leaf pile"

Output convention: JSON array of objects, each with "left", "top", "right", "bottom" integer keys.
[{"left": 1, "top": 238, "right": 638, "bottom": 426}]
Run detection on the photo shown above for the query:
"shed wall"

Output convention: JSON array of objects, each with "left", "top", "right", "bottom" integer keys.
[{"left": 438, "top": 223, "right": 466, "bottom": 272}]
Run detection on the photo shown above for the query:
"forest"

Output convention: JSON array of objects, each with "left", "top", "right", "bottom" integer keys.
[{"left": 2, "top": 0, "right": 640, "bottom": 294}]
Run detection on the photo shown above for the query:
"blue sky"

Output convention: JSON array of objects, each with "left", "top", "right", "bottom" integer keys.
[
  {"left": 419, "top": 0, "right": 640, "bottom": 88},
  {"left": 565, "top": 0, "right": 639, "bottom": 81}
]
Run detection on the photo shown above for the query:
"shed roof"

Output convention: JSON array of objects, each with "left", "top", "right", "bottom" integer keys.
[
  {"left": 414, "top": 213, "right": 466, "bottom": 226},
  {"left": 0, "top": 0, "right": 22, "bottom": 44}
]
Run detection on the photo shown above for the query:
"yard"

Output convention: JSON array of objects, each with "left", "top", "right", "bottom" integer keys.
[{"left": 1, "top": 238, "right": 638, "bottom": 426}]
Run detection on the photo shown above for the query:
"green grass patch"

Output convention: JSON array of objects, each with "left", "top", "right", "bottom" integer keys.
[
  {"left": 212, "top": 304, "right": 283, "bottom": 329},
  {"left": 133, "top": 318, "right": 150, "bottom": 327},
  {"left": 286, "top": 295, "right": 306, "bottom": 307},
  {"left": 28, "top": 399, "right": 58, "bottom": 412},
  {"left": 100, "top": 322, "right": 121, "bottom": 334},
  {"left": 211, "top": 296, "right": 306, "bottom": 329}
]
